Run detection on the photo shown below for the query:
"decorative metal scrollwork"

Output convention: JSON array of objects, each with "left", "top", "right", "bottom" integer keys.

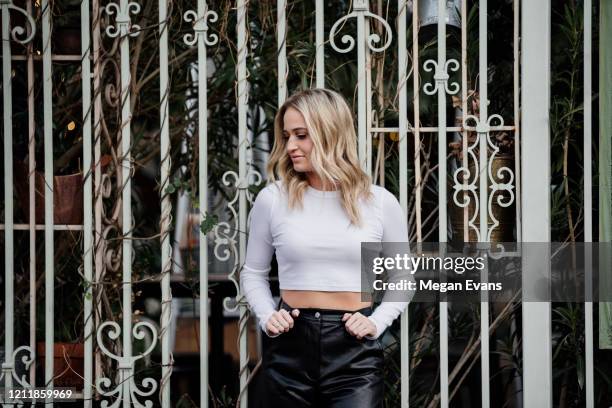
[
  {"left": 452, "top": 131, "right": 481, "bottom": 241},
  {"left": 217, "top": 169, "right": 263, "bottom": 313},
  {"left": 0, "top": 0, "right": 36, "bottom": 44},
  {"left": 183, "top": 8, "right": 219, "bottom": 47},
  {"left": 104, "top": 1, "right": 141, "bottom": 38},
  {"left": 455, "top": 113, "right": 515, "bottom": 244},
  {"left": 423, "top": 59, "right": 460, "bottom": 95},
  {"left": 329, "top": 0, "right": 393, "bottom": 54},
  {"left": 0, "top": 346, "right": 34, "bottom": 407},
  {"left": 95, "top": 321, "right": 158, "bottom": 408}
]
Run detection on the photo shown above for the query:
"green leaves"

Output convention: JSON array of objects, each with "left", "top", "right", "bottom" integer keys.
[{"left": 200, "top": 212, "right": 219, "bottom": 235}]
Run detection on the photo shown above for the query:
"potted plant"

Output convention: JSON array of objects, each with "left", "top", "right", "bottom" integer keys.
[
  {"left": 12, "top": 59, "right": 114, "bottom": 225},
  {"left": 34, "top": 234, "right": 86, "bottom": 390}
]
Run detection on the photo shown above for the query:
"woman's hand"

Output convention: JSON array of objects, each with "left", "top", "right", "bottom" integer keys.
[
  {"left": 342, "top": 312, "right": 377, "bottom": 340},
  {"left": 265, "top": 309, "right": 300, "bottom": 336}
]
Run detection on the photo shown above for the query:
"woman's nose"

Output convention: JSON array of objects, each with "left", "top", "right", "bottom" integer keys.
[{"left": 286, "top": 139, "right": 297, "bottom": 152}]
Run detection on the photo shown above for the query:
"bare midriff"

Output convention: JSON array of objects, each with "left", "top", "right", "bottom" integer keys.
[{"left": 281, "top": 290, "right": 372, "bottom": 311}]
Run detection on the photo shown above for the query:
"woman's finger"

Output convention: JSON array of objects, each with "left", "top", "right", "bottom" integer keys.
[
  {"left": 291, "top": 309, "right": 300, "bottom": 318},
  {"left": 356, "top": 327, "right": 370, "bottom": 339},
  {"left": 266, "top": 320, "right": 280, "bottom": 335},
  {"left": 345, "top": 312, "right": 363, "bottom": 330},
  {"left": 346, "top": 317, "right": 363, "bottom": 334},
  {"left": 353, "top": 320, "right": 367, "bottom": 336},
  {"left": 273, "top": 312, "right": 290, "bottom": 330},
  {"left": 279, "top": 309, "right": 294, "bottom": 328}
]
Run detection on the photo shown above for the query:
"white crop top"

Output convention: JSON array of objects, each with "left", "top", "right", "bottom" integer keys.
[{"left": 239, "top": 181, "right": 410, "bottom": 339}]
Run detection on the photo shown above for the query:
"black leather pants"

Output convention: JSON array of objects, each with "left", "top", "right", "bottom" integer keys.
[{"left": 261, "top": 300, "right": 384, "bottom": 408}]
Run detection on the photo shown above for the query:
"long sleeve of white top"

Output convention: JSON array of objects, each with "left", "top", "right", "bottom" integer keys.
[
  {"left": 239, "top": 186, "right": 278, "bottom": 334},
  {"left": 366, "top": 189, "right": 412, "bottom": 339}
]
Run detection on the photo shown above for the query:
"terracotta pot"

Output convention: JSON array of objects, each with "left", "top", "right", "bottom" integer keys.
[
  {"left": 14, "top": 162, "right": 83, "bottom": 225},
  {"left": 36, "top": 342, "right": 84, "bottom": 389}
]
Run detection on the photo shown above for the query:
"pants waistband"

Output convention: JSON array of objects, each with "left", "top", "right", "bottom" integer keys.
[{"left": 280, "top": 300, "right": 372, "bottom": 321}]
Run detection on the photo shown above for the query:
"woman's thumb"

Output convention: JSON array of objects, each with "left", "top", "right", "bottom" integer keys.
[{"left": 291, "top": 309, "right": 300, "bottom": 317}]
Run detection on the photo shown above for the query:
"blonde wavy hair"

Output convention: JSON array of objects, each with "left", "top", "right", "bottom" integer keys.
[{"left": 267, "top": 88, "right": 372, "bottom": 226}]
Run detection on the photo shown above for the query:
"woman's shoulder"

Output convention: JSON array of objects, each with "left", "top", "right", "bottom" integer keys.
[
  {"left": 368, "top": 184, "right": 399, "bottom": 203},
  {"left": 261, "top": 180, "right": 285, "bottom": 196},
  {"left": 254, "top": 180, "right": 284, "bottom": 206}
]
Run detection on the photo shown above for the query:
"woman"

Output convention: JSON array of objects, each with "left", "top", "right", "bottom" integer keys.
[{"left": 240, "top": 88, "right": 409, "bottom": 408}]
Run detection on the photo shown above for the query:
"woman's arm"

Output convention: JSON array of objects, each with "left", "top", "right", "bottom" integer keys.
[
  {"left": 366, "top": 188, "right": 413, "bottom": 339},
  {"left": 239, "top": 186, "right": 279, "bottom": 336}
]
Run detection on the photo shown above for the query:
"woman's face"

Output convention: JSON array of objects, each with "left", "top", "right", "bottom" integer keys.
[{"left": 283, "top": 107, "right": 314, "bottom": 173}]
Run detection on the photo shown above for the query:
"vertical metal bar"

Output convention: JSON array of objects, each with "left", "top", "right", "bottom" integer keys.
[
  {"left": 461, "top": 0, "right": 468, "bottom": 243},
  {"left": 237, "top": 1, "right": 249, "bottom": 406},
  {"left": 521, "top": 0, "right": 552, "bottom": 405},
  {"left": 81, "top": 0, "right": 94, "bottom": 405},
  {"left": 512, "top": 3, "right": 522, "bottom": 404},
  {"left": 159, "top": 0, "right": 172, "bottom": 406},
  {"left": 26, "top": 0, "right": 37, "bottom": 390},
  {"left": 436, "top": 1, "right": 449, "bottom": 406},
  {"left": 513, "top": 0, "right": 521, "bottom": 243},
  {"left": 42, "top": 0, "right": 55, "bottom": 402},
  {"left": 356, "top": 1, "right": 367, "bottom": 170},
  {"left": 1, "top": 0, "right": 15, "bottom": 395},
  {"left": 478, "top": 1, "right": 490, "bottom": 406},
  {"left": 278, "top": 0, "right": 287, "bottom": 103},
  {"left": 365, "top": 17, "right": 372, "bottom": 177},
  {"left": 92, "top": 0, "right": 105, "bottom": 387},
  {"left": 583, "top": 0, "right": 594, "bottom": 406},
  {"left": 478, "top": 0, "right": 488, "bottom": 243},
  {"left": 118, "top": 1, "right": 134, "bottom": 406},
  {"left": 316, "top": 0, "right": 325, "bottom": 88},
  {"left": 197, "top": 4, "right": 211, "bottom": 408},
  {"left": 398, "top": 3, "right": 409, "bottom": 406},
  {"left": 413, "top": 0, "right": 422, "bottom": 243}
]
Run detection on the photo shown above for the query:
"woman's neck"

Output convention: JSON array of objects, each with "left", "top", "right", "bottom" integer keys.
[{"left": 306, "top": 172, "right": 337, "bottom": 191}]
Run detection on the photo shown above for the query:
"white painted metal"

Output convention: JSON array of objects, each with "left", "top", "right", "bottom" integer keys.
[
  {"left": 398, "top": 1, "right": 409, "bottom": 406},
  {"left": 278, "top": 0, "right": 287, "bottom": 103},
  {"left": 81, "top": 0, "right": 94, "bottom": 405},
  {"left": 413, "top": 0, "right": 422, "bottom": 244},
  {"left": 0, "top": 4, "right": 38, "bottom": 402},
  {"left": 521, "top": 0, "right": 553, "bottom": 406},
  {"left": 118, "top": 2, "right": 135, "bottom": 405},
  {"left": 92, "top": 0, "right": 105, "bottom": 387},
  {"left": 42, "top": 0, "right": 55, "bottom": 403},
  {"left": 159, "top": 0, "right": 173, "bottom": 406},
  {"left": 478, "top": 2, "right": 490, "bottom": 406},
  {"left": 237, "top": 1, "right": 249, "bottom": 406},
  {"left": 96, "top": 3, "right": 160, "bottom": 407},
  {"left": 513, "top": 0, "right": 522, "bottom": 244},
  {"left": 461, "top": 0, "right": 468, "bottom": 243},
  {"left": 357, "top": 1, "right": 368, "bottom": 171},
  {"left": 583, "top": 0, "right": 594, "bottom": 406},
  {"left": 436, "top": 1, "right": 450, "bottom": 405},
  {"left": 183, "top": 3, "right": 219, "bottom": 408},
  {"left": 26, "top": 0, "right": 37, "bottom": 391},
  {"left": 329, "top": 0, "right": 392, "bottom": 171},
  {"left": 316, "top": 0, "right": 325, "bottom": 88},
  {"left": 1, "top": 0, "right": 15, "bottom": 399}
]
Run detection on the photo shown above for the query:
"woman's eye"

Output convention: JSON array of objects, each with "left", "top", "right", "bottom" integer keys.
[{"left": 297, "top": 134, "right": 307, "bottom": 139}]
